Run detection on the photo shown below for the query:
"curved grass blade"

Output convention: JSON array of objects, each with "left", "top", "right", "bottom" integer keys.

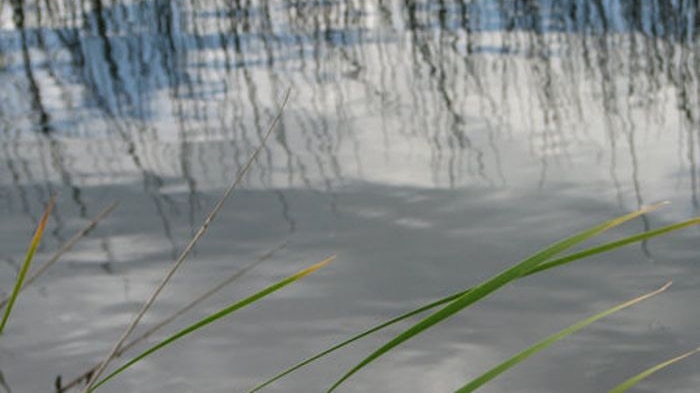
[
  {"left": 609, "top": 346, "right": 700, "bottom": 393},
  {"left": 250, "top": 214, "right": 700, "bottom": 393},
  {"left": 456, "top": 281, "right": 672, "bottom": 393},
  {"left": 88, "top": 255, "right": 333, "bottom": 392},
  {"left": 326, "top": 204, "right": 664, "bottom": 392},
  {"left": 0, "top": 195, "right": 56, "bottom": 334}
]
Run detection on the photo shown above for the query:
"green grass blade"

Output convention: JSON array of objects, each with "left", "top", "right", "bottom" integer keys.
[
  {"left": 88, "top": 255, "right": 334, "bottom": 392},
  {"left": 326, "top": 204, "right": 664, "bottom": 392},
  {"left": 246, "top": 291, "right": 466, "bottom": 393},
  {"left": 0, "top": 196, "right": 56, "bottom": 334},
  {"left": 609, "top": 346, "right": 700, "bottom": 393},
  {"left": 456, "top": 281, "right": 672, "bottom": 393},
  {"left": 250, "top": 213, "right": 700, "bottom": 393},
  {"left": 530, "top": 217, "right": 700, "bottom": 275}
]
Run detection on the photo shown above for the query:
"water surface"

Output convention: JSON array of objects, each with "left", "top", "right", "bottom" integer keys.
[{"left": 1, "top": 1, "right": 699, "bottom": 392}]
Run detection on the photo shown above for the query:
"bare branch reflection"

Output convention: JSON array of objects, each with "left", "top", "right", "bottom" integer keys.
[{"left": 1, "top": 0, "right": 699, "bottom": 230}]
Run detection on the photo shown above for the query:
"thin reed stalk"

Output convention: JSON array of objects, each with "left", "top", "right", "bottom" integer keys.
[
  {"left": 81, "top": 90, "right": 291, "bottom": 392},
  {"left": 0, "top": 202, "right": 118, "bottom": 310},
  {"left": 55, "top": 242, "right": 285, "bottom": 393}
]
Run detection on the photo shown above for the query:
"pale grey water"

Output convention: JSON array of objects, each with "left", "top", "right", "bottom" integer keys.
[{"left": 0, "top": 1, "right": 699, "bottom": 392}]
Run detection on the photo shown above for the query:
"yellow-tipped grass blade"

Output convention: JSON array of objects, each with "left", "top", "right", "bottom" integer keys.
[
  {"left": 88, "top": 255, "right": 334, "bottom": 392},
  {"left": 0, "top": 196, "right": 56, "bottom": 333}
]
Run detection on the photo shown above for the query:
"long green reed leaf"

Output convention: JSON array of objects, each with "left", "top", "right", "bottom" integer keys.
[
  {"left": 250, "top": 214, "right": 700, "bottom": 393},
  {"left": 326, "top": 204, "right": 664, "bottom": 392},
  {"left": 0, "top": 196, "right": 56, "bottom": 334},
  {"left": 88, "top": 255, "right": 334, "bottom": 392},
  {"left": 609, "top": 346, "right": 700, "bottom": 393},
  {"left": 455, "top": 281, "right": 672, "bottom": 393}
]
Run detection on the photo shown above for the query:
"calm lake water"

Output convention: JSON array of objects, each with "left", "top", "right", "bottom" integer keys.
[{"left": 1, "top": 1, "right": 699, "bottom": 392}]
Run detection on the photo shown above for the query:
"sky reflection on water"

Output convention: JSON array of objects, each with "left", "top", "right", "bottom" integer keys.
[{"left": 0, "top": 1, "right": 699, "bottom": 392}]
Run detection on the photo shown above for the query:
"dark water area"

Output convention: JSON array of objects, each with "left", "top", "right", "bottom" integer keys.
[{"left": 1, "top": 1, "right": 699, "bottom": 392}]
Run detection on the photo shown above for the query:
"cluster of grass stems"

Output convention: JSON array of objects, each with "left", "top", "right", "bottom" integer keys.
[{"left": 1, "top": 91, "right": 699, "bottom": 393}]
